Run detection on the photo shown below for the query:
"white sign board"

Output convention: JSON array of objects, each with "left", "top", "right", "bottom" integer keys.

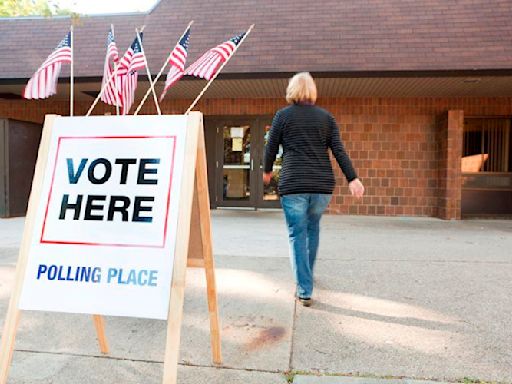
[{"left": 19, "top": 115, "right": 188, "bottom": 320}]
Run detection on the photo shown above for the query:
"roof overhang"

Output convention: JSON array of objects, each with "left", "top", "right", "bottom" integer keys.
[{"left": 3, "top": 68, "right": 512, "bottom": 102}]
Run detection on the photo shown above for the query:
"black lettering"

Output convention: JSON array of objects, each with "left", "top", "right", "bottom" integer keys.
[
  {"left": 132, "top": 196, "right": 154, "bottom": 223},
  {"left": 107, "top": 196, "right": 131, "bottom": 222},
  {"left": 137, "top": 158, "right": 160, "bottom": 185},
  {"left": 84, "top": 195, "right": 106, "bottom": 221},
  {"left": 59, "top": 194, "right": 83, "bottom": 220},
  {"left": 115, "top": 159, "right": 137, "bottom": 184},
  {"left": 88, "top": 158, "right": 112, "bottom": 184}
]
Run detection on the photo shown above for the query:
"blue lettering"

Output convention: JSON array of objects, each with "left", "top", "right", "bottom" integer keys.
[
  {"left": 91, "top": 267, "right": 101, "bottom": 283},
  {"left": 47, "top": 265, "right": 57, "bottom": 280},
  {"left": 66, "top": 266, "right": 74, "bottom": 281},
  {"left": 67, "top": 158, "right": 88, "bottom": 184},
  {"left": 137, "top": 270, "right": 148, "bottom": 285},
  {"left": 57, "top": 266, "right": 64, "bottom": 281},
  {"left": 80, "top": 267, "right": 91, "bottom": 282},
  {"left": 148, "top": 270, "right": 158, "bottom": 287},
  {"left": 35, "top": 265, "right": 101, "bottom": 284},
  {"left": 107, "top": 268, "right": 118, "bottom": 283},
  {"left": 126, "top": 269, "right": 137, "bottom": 285},
  {"left": 37, "top": 264, "right": 47, "bottom": 279},
  {"left": 105, "top": 268, "right": 158, "bottom": 287}
]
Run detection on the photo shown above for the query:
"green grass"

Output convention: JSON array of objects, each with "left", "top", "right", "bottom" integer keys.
[{"left": 458, "top": 377, "right": 497, "bottom": 384}]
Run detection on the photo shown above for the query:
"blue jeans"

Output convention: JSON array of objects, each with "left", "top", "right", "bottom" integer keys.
[{"left": 280, "top": 193, "right": 332, "bottom": 299}]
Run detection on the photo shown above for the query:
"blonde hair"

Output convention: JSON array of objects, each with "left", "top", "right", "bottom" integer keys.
[{"left": 286, "top": 72, "right": 317, "bottom": 104}]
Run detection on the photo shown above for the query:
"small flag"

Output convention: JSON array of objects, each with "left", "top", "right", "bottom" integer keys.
[
  {"left": 184, "top": 32, "right": 245, "bottom": 81},
  {"left": 160, "top": 26, "right": 191, "bottom": 101},
  {"left": 100, "top": 27, "right": 121, "bottom": 107},
  {"left": 23, "top": 32, "right": 72, "bottom": 99},
  {"left": 117, "top": 33, "right": 145, "bottom": 115}
]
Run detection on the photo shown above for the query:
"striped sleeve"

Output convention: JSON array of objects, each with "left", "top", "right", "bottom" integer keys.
[
  {"left": 263, "top": 111, "right": 283, "bottom": 173},
  {"left": 328, "top": 115, "right": 358, "bottom": 182}
]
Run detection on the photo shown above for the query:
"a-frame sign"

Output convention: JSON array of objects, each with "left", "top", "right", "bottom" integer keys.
[{"left": 0, "top": 112, "right": 221, "bottom": 383}]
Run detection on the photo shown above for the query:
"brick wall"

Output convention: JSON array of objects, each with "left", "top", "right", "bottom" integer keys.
[
  {"left": 1, "top": 96, "right": 511, "bottom": 218},
  {"left": 437, "top": 111, "right": 464, "bottom": 220}
]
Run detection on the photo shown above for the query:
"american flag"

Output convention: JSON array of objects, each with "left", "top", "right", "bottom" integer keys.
[
  {"left": 184, "top": 32, "right": 245, "bottom": 81},
  {"left": 23, "top": 32, "right": 72, "bottom": 99},
  {"left": 160, "top": 26, "right": 191, "bottom": 101},
  {"left": 100, "top": 27, "right": 121, "bottom": 107},
  {"left": 116, "top": 33, "right": 146, "bottom": 114}
]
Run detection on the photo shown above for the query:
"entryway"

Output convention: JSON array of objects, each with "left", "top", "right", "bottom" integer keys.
[{"left": 204, "top": 116, "right": 282, "bottom": 209}]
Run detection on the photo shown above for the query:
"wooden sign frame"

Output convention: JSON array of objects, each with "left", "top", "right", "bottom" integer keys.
[{"left": 0, "top": 112, "right": 221, "bottom": 384}]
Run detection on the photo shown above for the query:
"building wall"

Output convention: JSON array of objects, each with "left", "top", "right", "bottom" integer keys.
[{"left": 1, "top": 96, "right": 511, "bottom": 218}]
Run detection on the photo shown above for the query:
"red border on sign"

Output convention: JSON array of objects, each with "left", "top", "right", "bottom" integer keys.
[{"left": 40, "top": 135, "right": 178, "bottom": 248}]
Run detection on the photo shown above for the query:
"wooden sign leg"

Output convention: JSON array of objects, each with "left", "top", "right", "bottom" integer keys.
[
  {"left": 92, "top": 315, "right": 109, "bottom": 354},
  {"left": 187, "top": 191, "right": 204, "bottom": 269},
  {"left": 162, "top": 113, "right": 201, "bottom": 384},
  {"left": 195, "top": 126, "right": 222, "bottom": 365},
  {"left": 0, "top": 309, "right": 20, "bottom": 384},
  {"left": 0, "top": 115, "right": 56, "bottom": 384}
]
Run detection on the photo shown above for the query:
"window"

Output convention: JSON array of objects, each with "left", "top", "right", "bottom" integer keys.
[{"left": 462, "top": 118, "right": 511, "bottom": 173}]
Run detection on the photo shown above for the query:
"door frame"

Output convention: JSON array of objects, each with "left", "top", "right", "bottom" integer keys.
[{"left": 255, "top": 116, "right": 281, "bottom": 209}]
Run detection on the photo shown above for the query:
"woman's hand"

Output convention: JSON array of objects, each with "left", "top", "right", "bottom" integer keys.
[
  {"left": 263, "top": 172, "right": 272, "bottom": 185},
  {"left": 349, "top": 178, "right": 365, "bottom": 199}
]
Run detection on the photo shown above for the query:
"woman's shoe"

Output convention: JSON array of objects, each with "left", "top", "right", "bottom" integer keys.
[{"left": 296, "top": 297, "right": 312, "bottom": 307}]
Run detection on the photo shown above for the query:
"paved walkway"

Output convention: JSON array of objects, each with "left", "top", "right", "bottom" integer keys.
[{"left": 1, "top": 212, "right": 511, "bottom": 383}]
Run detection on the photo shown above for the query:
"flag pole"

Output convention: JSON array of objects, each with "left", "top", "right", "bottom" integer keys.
[
  {"left": 135, "top": 28, "right": 161, "bottom": 115},
  {"left": 112, "top": 24, "right": 120, "bottom": 116},
  {"left": 185, "top": 24, "right": 254, "bottom": 115},
  {"left": 70, "top": 25, "right": 74, "bottom": 116},
  {"left": 134, "top": 20, "right": 193, "bottom": 116},
  {"left": 99, "top": 24, "right": 120, "bottom": 116}
]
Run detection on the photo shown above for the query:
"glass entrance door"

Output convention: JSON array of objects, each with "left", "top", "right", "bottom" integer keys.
[
  {"left": 211, "top": 116, "right": 281, "bottom": 209},
  {"left": 216, "top": 121, "right": 255, "bottom": 207}
]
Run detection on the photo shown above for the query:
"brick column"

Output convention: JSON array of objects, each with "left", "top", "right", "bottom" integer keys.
[{"left": 437, "top": 110, "right": 463, "bottom": 220}]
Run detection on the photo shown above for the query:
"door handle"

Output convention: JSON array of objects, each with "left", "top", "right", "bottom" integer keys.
[{"left": 251, "top": 159, "right": 254, "bottom": 171}]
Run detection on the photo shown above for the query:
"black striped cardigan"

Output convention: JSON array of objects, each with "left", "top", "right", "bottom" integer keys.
[{"left": 264, "top": 103, "right": 358, "bottom": 195}]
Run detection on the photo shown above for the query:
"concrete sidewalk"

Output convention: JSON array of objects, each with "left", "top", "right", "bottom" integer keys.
[{"left": 1, "top": 212, "right": 511, "bottom": 383}]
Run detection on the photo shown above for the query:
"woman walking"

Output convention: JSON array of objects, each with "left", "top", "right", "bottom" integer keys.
[{"left": 264, "top": 72, "right": 364, "bottom": 307}]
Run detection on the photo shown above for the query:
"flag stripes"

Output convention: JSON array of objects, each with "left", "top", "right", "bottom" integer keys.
[
  {"left": 184, "top": 32, "right": 244, "bottom": 81},
  {"left": 121, "top": 72, "right": 138, "bottom": 115},
  {"left": 23, "top": 32, "right": 72, "bottom": 99},
  {"left": 116, "top": 33, "right": 145, "bottom": 114},
  {"left": 24, "top": 27, "right": 250, "bottom": 115},
  {"left": 160, "top": 26, "right": 191, "bottom": 101},
  {"left": 101, "top": 27, "right": 121, "bottom": 107}
]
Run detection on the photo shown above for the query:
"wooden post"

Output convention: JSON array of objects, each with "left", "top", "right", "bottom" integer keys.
[
  {"left": 92, "top": 315, "right": 109, "bottom": 354},
  {"left": 135, "top": 28, "right": 161, "bottom": 115},
  {"left": 162, "top": 112, "right": 201, "bottom": 384},
  {"left": 195, "top": 126, "right": 222, "bottom": 364},
  {"left": 112, "top": 24, "right": 120, "bottom": 116},
  {"left": 70, "top": 26, "right": 74, "bottom": 117},
  {"left": 0, "top": 115, "right": 56, "bottom": 384}
]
